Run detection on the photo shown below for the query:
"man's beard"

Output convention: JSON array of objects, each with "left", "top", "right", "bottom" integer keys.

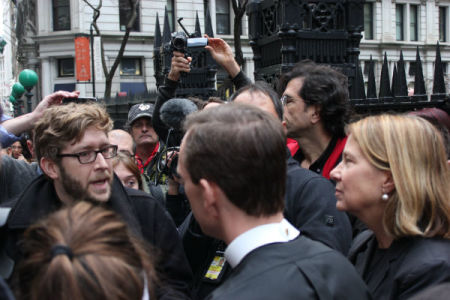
[{"left": 59, "top": 164, "right": 112, "bottom": 204}]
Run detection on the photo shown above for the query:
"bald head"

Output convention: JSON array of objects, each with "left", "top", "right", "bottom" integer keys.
[
  {"left": 231, "top": 82, "right": 283, "bottom": 120},
  {"left": 233, "top": 90, "right": 279, "bottom": 119},
  {"left": 108, "top": 129, "right": 134, "bottom": 156}
]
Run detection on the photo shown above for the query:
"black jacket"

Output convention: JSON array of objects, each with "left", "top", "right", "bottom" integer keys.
[
  {"left": 349, "top": 230, "right": 450, "bottom": 299},
  {"left": 180, "top": 151, "right": 352, "bottom": 299},
  {"left": 284, "top": 153, "right": 352, "bottom": 253},
  {"left": 206, "top": 236, "right": 371, "bottom": 300},
  {"left": 0, "top": 175, "right": 193, "bottom": 300}
]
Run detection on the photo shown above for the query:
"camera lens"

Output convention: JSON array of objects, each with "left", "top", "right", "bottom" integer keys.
[{"left": 173, "top": 37, "right": 186, "bottom": 51}]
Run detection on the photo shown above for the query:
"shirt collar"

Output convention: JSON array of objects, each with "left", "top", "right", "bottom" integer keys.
[{"left": 224, "top": 219, "right": 300, "bottom": 268}]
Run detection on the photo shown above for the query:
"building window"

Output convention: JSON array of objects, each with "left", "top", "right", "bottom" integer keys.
[
  {"left": 119, "top": 0, "right": 140, "bottom": 31},
  {"left": 396, "top": 4, "right": 404, "bottom": 41},
  {"left": 410, "top": 5, "right": 418, "bottom": 41},
  {"left": 57, "top": 58, "right": 75, "bottom": 77},
  {"left": 363, "top": 61, "right": 371, "bottom": 76},
  {"left": 409, "top": 62, "right": 416, "bottom": 77},
  {"left": 167, "top": 0, "right": 175, "bottom": 31},
  {"left": 439, "top": 7, "right": 447, "bottom": 42},
  {"left": 216, "top": 0, "right": 231, "bottom": 35},
  {"left": 444, "top": 63, "right": 448, "bottom": 76},
  {"left": 364, "top": 3, "right": 374, "bottom": 40},
  {"left": 120, "top": 58, "right": 142, "bottom": 76},
  {"left": 53, "top": 0, "right": 70, "bottom": 31}
]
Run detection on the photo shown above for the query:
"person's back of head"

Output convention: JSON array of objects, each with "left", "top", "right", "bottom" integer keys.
[
  {"left": 13, "top": 201, "right": 156, "bottom": 300},
  {"left": 231, "top": 81, "right": 283, "bottom": 120},
  {"left": 349, "top": 114, "right": 450, "bottom": 239},
  {"left": 182, "top": 103, "right": 286, "bottom": 217},
  {"left": 409, "top": 108, "right": 450, "bottom": 159},
  {"left": 108, "top": 129, "right": 135, "bottom": 157}
]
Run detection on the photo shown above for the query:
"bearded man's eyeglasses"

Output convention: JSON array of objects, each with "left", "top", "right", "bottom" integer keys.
[{"left": 57, "top": 145, "right": 118, "bottom": 164}]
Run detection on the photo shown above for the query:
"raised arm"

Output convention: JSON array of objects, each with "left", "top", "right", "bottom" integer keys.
[
  {"left": 152, "top": 51, "right": 191, "bottom": 143},
  {"left": 1, "top": 90, "right": 79, "bottom": 136},
  {"left": 205, "top": 36, "right": 251, "bottom": 90}
]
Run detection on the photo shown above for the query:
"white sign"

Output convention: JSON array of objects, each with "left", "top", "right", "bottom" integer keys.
[{"left": 93, "top": 36, "right": 103, "bottom": 81}]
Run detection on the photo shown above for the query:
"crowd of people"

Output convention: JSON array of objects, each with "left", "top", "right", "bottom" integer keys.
[{"left": 0, "top": 36, "right": 449, "bottom": 300}]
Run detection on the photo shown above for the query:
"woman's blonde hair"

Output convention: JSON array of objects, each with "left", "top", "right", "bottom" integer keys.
[
  {"left": 14, "top": 202, "right": 157, "bottom": 300},
  {"left": 349, "top": 114, "right": 450, "bottom": 239}
]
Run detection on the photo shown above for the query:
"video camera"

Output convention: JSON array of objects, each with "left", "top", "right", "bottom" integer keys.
[{"left": 170, "top": 18, "right": 208, "bottom": 54}]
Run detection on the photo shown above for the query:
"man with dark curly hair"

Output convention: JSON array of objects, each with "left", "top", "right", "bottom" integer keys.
[{"left": 278, "top": 60, "right": 351, "bottom": 180}]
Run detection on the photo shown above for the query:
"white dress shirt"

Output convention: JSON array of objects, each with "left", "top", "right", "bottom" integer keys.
[{"left": 225, "top": 218, "right": 300, "bottom": 268}]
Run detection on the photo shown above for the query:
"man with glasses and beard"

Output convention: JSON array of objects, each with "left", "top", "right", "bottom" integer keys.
[{"left": 0, "top": 102, "right": 192, "bottom": 300}]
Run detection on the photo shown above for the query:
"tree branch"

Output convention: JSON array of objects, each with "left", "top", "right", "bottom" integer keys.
[
  {"left": 107, "top": 0, "right": 138, "bottom": 82},
  {"left": 231, "top": 0, "right": 248, "bottom": 66}
]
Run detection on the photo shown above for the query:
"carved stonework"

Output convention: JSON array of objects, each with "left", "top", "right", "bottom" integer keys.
[{"left": 248, "top": 0, "right": 364, "bottom": 94}]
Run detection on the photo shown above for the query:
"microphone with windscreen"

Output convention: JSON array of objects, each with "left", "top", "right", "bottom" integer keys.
[
  {"left": 160, "top": 98, "right": 198, "bottom": 131},
  {"left": 156, "top": 98, "right": 198, "bottom": 181}
]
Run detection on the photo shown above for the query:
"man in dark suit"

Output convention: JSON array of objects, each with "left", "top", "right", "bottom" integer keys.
[{"left": 177, "top": 103, "right": 371, "bottom": 300}]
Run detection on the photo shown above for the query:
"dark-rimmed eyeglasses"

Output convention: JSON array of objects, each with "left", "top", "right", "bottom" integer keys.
[{"left": 57, "top": 145, "right": 118, "bottom": 164}]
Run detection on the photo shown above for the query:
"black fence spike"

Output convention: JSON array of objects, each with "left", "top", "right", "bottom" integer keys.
[
  {"left": 392, "top": 63, "right": 398, "bottom": 97},
  {"left": 379, "top": 52, "right": 392, "bottom": 100},
  {"left": 432, "top": 41, "right": 446, "bottom": 96},
  {"left": 194, "top": 11, "right": 202, "bottom": 37},
  {"left": 396, "top": 50, "right": 408, "bottom": 99},
  {"left": 162, "top": 6, "right": 172, "bottom": 44},
  {"left": 351, "top": 62, "right": 366, "bottom": 100},
  {"left": 367, "top": 55, "right": 377, "bottom": 99},
  {"left": 205, "top": 6, "right": 214, "bottom": 37},
  {"left": 153, "top": 13, "right": 162, "bottom": 87},
  {"left": 154, "top": 13, "right": 162, "bottom": 50},
  {"left": 413, "top": 46, "right": 427, "bottom": 100}
]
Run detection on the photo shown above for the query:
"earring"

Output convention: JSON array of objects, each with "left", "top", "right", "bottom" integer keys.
[{"left": 381, "top": 193, "right": 389, "bottom": 201}]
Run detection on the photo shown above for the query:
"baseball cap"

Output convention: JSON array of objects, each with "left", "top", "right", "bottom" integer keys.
[{"left": 128, "top": 103, "right": 155, "bottom": 125}]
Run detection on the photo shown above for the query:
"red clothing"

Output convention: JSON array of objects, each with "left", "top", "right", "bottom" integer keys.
[
  {"left": 135, "top": 142, "right": 160, "bottom": 174},
  {"left": 286, "top": 138, "right": 299, "bottom": 156},
  {"left": 292, "top": 136, "right": 348, "bottom": 179},
  {"left": 322, "top": 136, "right": 347, "bottom": 179}
]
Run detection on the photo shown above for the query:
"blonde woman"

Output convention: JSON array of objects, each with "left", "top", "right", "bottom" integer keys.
[{"left": 330, "top": 114, "right": 450, "bottom": 299}]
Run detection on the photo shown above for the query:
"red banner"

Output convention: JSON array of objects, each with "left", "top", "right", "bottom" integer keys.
[{"left": 74, "top": 36, "right": 91, "bottom": 81}]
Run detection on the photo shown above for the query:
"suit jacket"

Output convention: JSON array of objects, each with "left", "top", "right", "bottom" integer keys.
[
  {"left": 206, "top": 235, "right": 371, "bottom": 300},
  {"left": 180, "top": 152, "right": 352, "bottom": 299},
  {"left": 349, "top": 231, "right": 450, "bottom": 300}
]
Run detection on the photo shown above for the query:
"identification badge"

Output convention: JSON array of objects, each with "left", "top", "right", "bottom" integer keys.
[{"left": 203, "top": 251, "right": 227, "bottom": 282}]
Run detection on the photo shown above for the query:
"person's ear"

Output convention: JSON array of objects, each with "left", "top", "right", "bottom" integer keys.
[
  {"left": 310, "top": 106, "right": 321, "bottom": 124},
  {"left": 281, "top": 120, "right": 288, "bottom": 135},
  {"left": 382, "top": 171, "right": 395, "bottom": 194},
  {"left": 26, "top": 140, "right": 34, "bottom": 156},
  {"left": 40, "top": 157, "right": 59, "bottom": 180},
  {"left": 199, "top": 178, "right": 220, "bottom": 218}
]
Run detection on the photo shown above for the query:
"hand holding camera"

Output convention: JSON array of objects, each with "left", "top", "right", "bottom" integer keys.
[{"left": 168, "top": 51, "right": 192, "bottom": 81}]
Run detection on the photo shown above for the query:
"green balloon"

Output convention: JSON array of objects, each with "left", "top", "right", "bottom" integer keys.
[
  {"left": 9, "top": 95, "right": 16, "bottom": 103},
  {"left": 19, "top": 69, "right": 38, "bottom": 89},
  {"left": 12, "top": 82, "right": 26, "bottom": 97}
]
